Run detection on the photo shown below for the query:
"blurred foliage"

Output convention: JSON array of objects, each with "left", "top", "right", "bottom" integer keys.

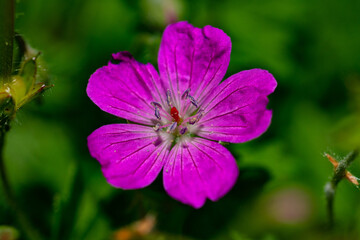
[
  {"left": 0, "top": 226, "right": 19, "bottom": 240},
  {"left": 1, "top": 0, "right": 360, "bottom": 239}
]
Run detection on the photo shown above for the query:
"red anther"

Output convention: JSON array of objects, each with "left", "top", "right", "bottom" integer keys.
[{"left": 170, "top": 107, "right": 180, "bottom": 123}]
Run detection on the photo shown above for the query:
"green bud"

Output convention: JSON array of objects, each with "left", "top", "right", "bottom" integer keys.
[
  {"left": 0, "top": 36, "right": 51, "bottom": 130},
  {"left": 0, "top": 52, "right": 52, "bottom": 110}
]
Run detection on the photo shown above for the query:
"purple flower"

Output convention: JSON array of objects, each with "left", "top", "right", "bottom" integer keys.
[{"left": 87, "top": 22, "right": 277, "bottom": 208}]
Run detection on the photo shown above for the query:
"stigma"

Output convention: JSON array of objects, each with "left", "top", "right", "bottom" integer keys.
[{"left": 170, "top": 107, "right": 180, "bottom": 123}]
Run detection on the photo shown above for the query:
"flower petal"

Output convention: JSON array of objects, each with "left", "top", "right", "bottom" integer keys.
[
  {"left": 197, "top": 69, "right": 277, "bottom": 143},
  {"left": 163, "top": 138, "right": 239, "bottom": 208},
  {"left": 87, "top": 52, "right": 166, "bottom": 125},
  {"left": 158, "top": 21, "right": 231, "bottom": 108},
  {"left": 88, "top": 124, "right": 170, "bottom": 189}
]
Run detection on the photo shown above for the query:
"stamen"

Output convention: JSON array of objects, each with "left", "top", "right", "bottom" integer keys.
[
  {"left": 166, "top": 89, "right": 172, "bottom": 107},
  {"left": 151, "top": 101, "right": 162, "bottom": 108},
  {"left": 155, "top": 106, "right": 161, "bottom": 120},
  {"left": 188, "top": 109, "right": 204, "bottom": 125},
  {"left": 188, "top": 95, "right": 198, "bottom": 108},
  {"left": 153, "top": 123, "right": 161, "bottom": 132},
  {"left": 150, "top": 88, "right": 204, "bottom": 136},
  {"left": 179, "top": 126, "right": 187, "bottom": 135},
  {"left": 189, "top": 117, "right": 197, "bottom": 125},
  {"left": 181, "top": 88, "right": 190, "bottom": 100},
  {"left": 151, "top": 101, "right": 162, "bottom": 120},
  {"left": 167, "top": 122, "right": 177, "bottom": 133}
]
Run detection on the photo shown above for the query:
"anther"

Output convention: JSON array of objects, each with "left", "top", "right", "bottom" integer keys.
[
  {"left": 151, "top": 101, "right": 162, "bottom": 120},
  {"left": 179, "top": 126, "right": 187, "bottom": 135},
  {"left": 154, "top": 106, "right": 161, "bottom": 120},
  {"left": 151, "top": 101, "right": 162, "bottom": 108},
  {"left": 167, "top": 122, "right": 177, "bottom": 133},
  {"left": 189, "top": 95, "right": 198, "bottom": 108},
  {"left": 189, "top": 109, "right": 204, "bottom": 125},
  {"left": 166, "top": 89, "right": 172, "bottom": 106},
  {"left": 189, "top": 117, "right": 197, "bottom": 125},
  {"left": 153, "top": 123, "right": 161, "bottom": 132},
  {"left": 181, "top": 88, "right": 190, "bottom": 100}
]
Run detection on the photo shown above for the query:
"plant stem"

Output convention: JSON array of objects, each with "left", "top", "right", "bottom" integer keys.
[
  {"left": 0, "top": 130, "right": 43, "bottom": 240},
  {"left": 325, "top": 150, "right": 359, "bottom": 228},
  {"left": 324, "top": 181, "right": 335, "bottom": 228},
  {"left": 0, "top": 0, "right": 15, "bottom": 83},
  {"left": 0, "top": 2, "right": 44, "bottom": 238}
]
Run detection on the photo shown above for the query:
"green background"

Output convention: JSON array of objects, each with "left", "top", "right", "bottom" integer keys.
[{"left": 1, "top": 0, "right": 360, "bottom": 239}]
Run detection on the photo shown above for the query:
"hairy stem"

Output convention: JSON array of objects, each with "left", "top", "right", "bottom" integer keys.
[
  {"left": 325, "top": 150, "right": 359, "bottom": 228},
  {"left": 0, "top": 0, "right": 15, "bottom": 83}
]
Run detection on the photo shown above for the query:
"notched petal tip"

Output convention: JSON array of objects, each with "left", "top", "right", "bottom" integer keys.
[
  {"left": 158, "top": 21, "right": 232, "bottom": 102},
  {"left": 110, "top": 51, "right": 134, "bottom": 64},
  {"left": 202, "top": 24, "right": 231, "bottom": 44},
  {"left": 164, "top": 20, "right": 190, "bottom": 31}
]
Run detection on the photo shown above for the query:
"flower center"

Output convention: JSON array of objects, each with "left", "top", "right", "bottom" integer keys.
[{"left": 150, "top": 89, "right": 204, "bottom": 136}]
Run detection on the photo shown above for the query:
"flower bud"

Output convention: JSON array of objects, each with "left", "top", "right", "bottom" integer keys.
[{"left": 0, "top": 52, "right": 51, "bottom": 112}]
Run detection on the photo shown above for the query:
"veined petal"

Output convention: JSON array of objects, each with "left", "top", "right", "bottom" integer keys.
[
  {"left": 88, "top": 124, "right": 170, "bottom": 189},
  {"left": 158, "top": 21, "right": 231, "bottom": 108},
  {"left": 163, "top": 138, "right": 239, "bottom": 208},
  {"left": 197, "top": 69, "right": 277, "bottom": 143},
  {"left": 87, "top": 52, "right": 166, "bottom": 125}
]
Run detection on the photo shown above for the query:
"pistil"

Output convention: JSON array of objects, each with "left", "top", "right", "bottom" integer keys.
[{"left": 170, "top": 106, "right": 180, "bottom": 123}]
